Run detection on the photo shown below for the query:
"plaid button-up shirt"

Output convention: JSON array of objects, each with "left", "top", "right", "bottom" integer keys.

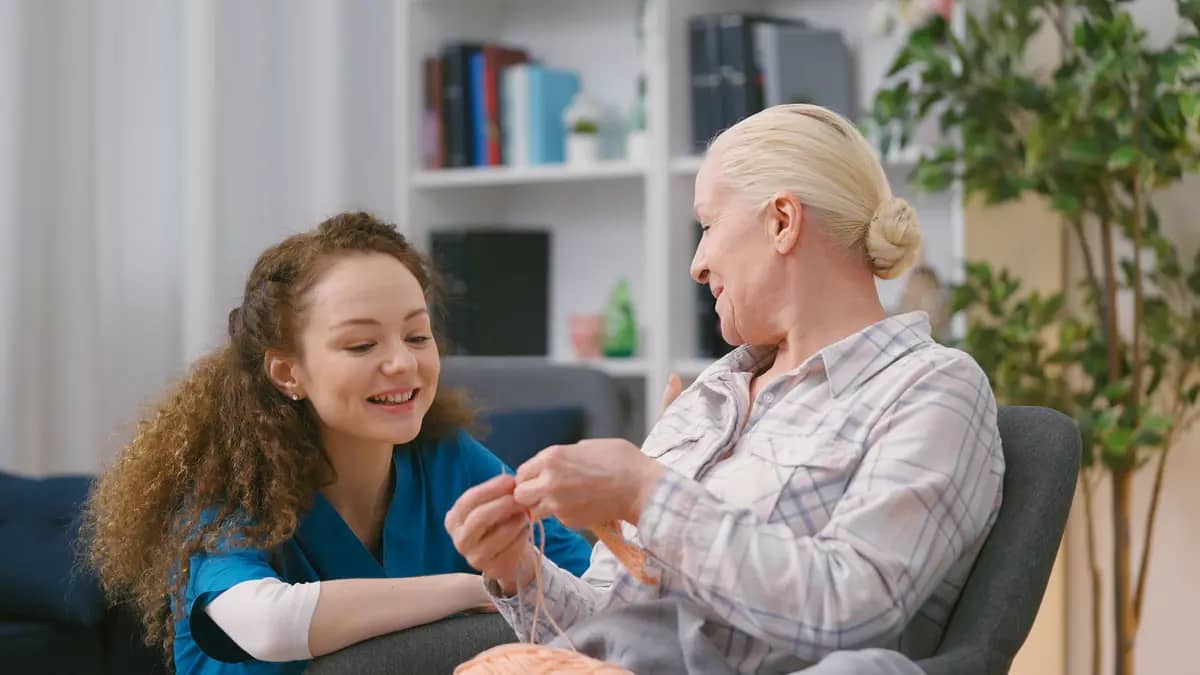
[{"left": 492, "top": 312, "right": 1005, "bottom": 673}]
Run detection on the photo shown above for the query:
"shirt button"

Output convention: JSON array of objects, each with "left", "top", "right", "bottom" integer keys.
[{"left": 762, "top": 393, "right": 775, "bottom": 404}]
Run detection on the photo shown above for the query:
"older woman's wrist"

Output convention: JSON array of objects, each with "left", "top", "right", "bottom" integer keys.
[{"left": 629, "top": 459, "right": 667, "bottom": 527}]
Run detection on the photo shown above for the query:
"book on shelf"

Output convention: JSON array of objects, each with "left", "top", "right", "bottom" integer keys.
[
  {"left": 688, "top": 15, "right": 723, "bottom": 153},
  {"left": 688, "top": 13, "right": 856, "bottom": 152},
  {"left": 526, "top": 65, "right": 580, "bottom": 165},
  {"left": 471, "top": 46, "right": 528, "bottom": 166},
  {"left": 422, "top": 56, "right": 445, "bottom": 169},
  {"left": 501, "top": 63, "right": 530, "bottom": 167},
  {"left": 431, "top": 229, "right": 550, "bottom": 356},
  {"left": 755, "top": 23, "right": 855, "bottom": 119},
  {"left": 441, "top": 42, "right": 481, "bottom": 168},
  {"left": 501, "top": 63, "right": 581, "bottom": 167}
]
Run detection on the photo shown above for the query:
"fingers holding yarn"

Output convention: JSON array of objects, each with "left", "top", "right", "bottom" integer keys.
[
  {"left": 463, "top": 513, "right": 529, "bottom": 573},
  {"left": 515, "top": 444, "right": 559, "bottom": 483},
  {"left": 454, "top": 494, "right": 525, "bottom": 552},
  {"left": 447, "top": 473, "right": 517, "bottom": 532}
]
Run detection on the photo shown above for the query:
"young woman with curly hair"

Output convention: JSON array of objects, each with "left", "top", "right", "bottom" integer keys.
[{"left": 81, "top": 212, "right": 592, "bottom": 674}]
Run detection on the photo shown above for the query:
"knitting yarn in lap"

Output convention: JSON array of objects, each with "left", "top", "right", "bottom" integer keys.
[
  {"left": 454, "top": 643, "right": 633, "bottom": 674},
  {"left": 590, "top": 521, "right": 657, "bottom": 585},
  {"left": 456, "top": 518, "right": 651, "bottom": 674}
]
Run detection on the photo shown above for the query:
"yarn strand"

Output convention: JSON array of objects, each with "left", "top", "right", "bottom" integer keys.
[{"left": 454, "top": 516, "right": 652, "bottom": 675}]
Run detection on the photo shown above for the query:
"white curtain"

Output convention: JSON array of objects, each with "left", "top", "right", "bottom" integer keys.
[{"left": 0, "top": 0, "right": 397, "bottom": 475}]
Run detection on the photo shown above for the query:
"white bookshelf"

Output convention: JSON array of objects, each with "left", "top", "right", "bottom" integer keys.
[
  {"left": 413, "top": 162, "right": 645, "bottom": 189},
  {"left": 394, "top": 0, "right": 966, "bottom": 437}
]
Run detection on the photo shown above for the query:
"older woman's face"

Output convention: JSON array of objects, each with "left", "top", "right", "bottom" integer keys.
[{"left": 690, "top": 158, "right": 782, "bottom": 346}]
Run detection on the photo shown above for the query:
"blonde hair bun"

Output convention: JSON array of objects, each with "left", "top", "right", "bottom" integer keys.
[{"left": 866, "top": 197, "right": 922, "bottom": 280}]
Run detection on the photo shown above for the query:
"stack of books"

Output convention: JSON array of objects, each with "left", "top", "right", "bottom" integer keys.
[{"left": 423, "top": 43, "right": 581, "bottom": 170}]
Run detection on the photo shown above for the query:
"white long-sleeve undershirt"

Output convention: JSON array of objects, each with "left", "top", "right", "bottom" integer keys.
[{"left": 204, "top": 577, "right": 321, "bottom": 662}]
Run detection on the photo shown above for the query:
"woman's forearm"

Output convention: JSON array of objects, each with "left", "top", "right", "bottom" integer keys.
[{"left": 308, "top": 573, "right": 488, "bottom": 657}]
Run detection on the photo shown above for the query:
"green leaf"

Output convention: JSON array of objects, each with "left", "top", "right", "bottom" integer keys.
[
  {"left": 914, "top": 159, "right": 955, "bottom": 192},
  {"left": 1108, "top": 145, "right": 1139, "bottom": 170},
  {"left": 1187, "top": 384, "right": 1200, "bottom": 405},
  {"left": 1074, "top": 21, "right": 1095, "bottom": 50},
  {"left": 1036, "top": 294, "right": 1065, "bottom": 326},
  {"left": 887, "top": 47, "right": 913, "bottom": 78},
  {"left": 949, "top": 284, "right": 977, "bottom": 313},
  {"left": 1133, "top": 429, "right": 1165, "bottom": 447},
  {"left": 1144, "top": 298, "right": 1174, "bottom": 344},
  {"left": 1066, "top": 138, "right": 1105, "bottom": 163},
  {"left": 1052, "top": 192, "right": 1082, "bottom": 216},
  {"left": 1101, "top": 379, "right": 1133, "bottom": 401},
  {"left": 1180, "top": 92, "right": 1198, "bottom": 121},
  {"left": 1142, "top": 415, "right": 1173, "bottom": 433},
  {"left": 1181, "top": 0, "right": 1200, "bottom": 25},
  {"left": 1119, "top": 259, "right": 1137, "bottom": 288},
  {"left": 1102, "top": 427, "right": 1135, "bottom": 461}
]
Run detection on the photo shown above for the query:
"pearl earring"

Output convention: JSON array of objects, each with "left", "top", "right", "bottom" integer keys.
[{"left": 291, "top": 393, "right": 301, "bottom": 401}]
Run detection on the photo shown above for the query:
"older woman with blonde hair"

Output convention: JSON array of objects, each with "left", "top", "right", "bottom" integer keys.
[{"left": 447, "top": 104, "right": 1005, "bottom": 673}]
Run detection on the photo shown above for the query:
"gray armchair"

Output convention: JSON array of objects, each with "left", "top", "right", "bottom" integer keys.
[
  {"left": 309, "top": 403, "right": 1081, "bottom": 675},
  {"left": 914, "top": 405, "right": 1080, "bottom": 675}
]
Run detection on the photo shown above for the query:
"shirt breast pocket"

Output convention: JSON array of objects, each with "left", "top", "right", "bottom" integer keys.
[{"left": 746, "top": 431, "right": 861, "bottom": 533}]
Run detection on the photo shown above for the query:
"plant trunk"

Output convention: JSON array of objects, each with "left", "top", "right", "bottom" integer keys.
[
  {"left": 1134, "top": 439, "right": 1169, "bottom": 622},
  {"left": 1112, "top": 467, "right": 1137, "bottom": 675},
  {"left": 1130, "top": 179, "right": 1145, "bottom": 412},
  {"left": 1071, "top": 220, "right": 1108, "bottom": 337},
  {"left": 1099, "top": 220, "right": 1122, "bottom": 380},
  {"left": 1081, "top": 472, "right": 1103, "bottom": 675}
]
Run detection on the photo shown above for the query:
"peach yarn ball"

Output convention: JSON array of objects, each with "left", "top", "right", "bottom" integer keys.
[{"left": 455, "top": 643, "right": 633, "bottom": 675}]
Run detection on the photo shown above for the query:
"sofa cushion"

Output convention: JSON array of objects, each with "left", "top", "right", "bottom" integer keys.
[
  {"left": 0, "top": 618, "right": 106, "bottom": 674},
  {"left": 480, "top": 406, "right": 585, "bottom": 469},
  {"left": 306, "top": 613, "right": 516, "bottom": 675},
  {"left": 0, "top": 471, "right": 107, "bottom": 626}
]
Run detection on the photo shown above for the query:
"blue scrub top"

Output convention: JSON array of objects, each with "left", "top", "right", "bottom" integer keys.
[{"left": 173, "top": 430, "right": 593, "bottom": 675}]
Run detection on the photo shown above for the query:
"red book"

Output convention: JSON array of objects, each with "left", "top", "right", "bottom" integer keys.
[
  {"left": 481, "top": 46, "right": 527, "bottom": 165},
  {"left": 422, "top": 56, "right": 444, "bottom": 169}
]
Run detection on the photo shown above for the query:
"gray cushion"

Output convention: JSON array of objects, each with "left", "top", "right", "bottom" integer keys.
[
  {"left": 916, "top": 406, "right": 1080, "bottom": 675},
  {"left": 440, "top": 357, "right": 625, "bottom": 439},
  {"left": 305, "top": 613, "right": 515, "bottom": 675}
]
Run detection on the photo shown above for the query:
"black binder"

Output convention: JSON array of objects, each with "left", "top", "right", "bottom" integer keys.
[{"left": 431, "top": 229, "right": 549, "bottom": 356}]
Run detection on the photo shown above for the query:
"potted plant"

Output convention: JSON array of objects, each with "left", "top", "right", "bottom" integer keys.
[
  {"left": 872, "top": 2, "right": 1200, "bottom": 674},
  {"left": 564, "top": 95, "right": 602, "bottom": 166}
]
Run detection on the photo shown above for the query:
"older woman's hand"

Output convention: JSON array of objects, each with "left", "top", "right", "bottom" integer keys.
[
  {"left": 512, "top": 374, "right": 681, "bottom": 529},
  {"left": 513, "top": 439, "right": 666, "bottom": 529}
]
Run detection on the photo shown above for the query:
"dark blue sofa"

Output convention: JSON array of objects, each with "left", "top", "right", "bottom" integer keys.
[{"left": 0, "top": 471, "right": 168, "bottom": 674}]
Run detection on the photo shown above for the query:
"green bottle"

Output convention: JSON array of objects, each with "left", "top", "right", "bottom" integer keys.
[{"left": 603, "top": 278, "right": 637, "bottom": 358}]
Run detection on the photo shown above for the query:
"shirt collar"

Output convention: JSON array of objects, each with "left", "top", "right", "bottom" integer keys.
[{"left": 710, "top": 311, "right": 935, "bottom": 399}]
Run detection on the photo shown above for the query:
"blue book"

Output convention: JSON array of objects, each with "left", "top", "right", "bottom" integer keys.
[
  {"left": 469, "top": 51, "right": 488, "bottom": 166},
  {"left": 527, "top": 66, "right": 580, "bottom": 165}
]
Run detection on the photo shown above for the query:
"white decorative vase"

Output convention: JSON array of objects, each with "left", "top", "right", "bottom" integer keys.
[
  {"left": 626, "top": 130, "right": 648, "bottom": 165},
  {"left": 566, "top": 133, "right": 600, "bottom": 166}
]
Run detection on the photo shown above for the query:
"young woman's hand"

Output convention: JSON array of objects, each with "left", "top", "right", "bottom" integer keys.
[{"left": 445, "top": 474, "right": 537, "bottom": 595}]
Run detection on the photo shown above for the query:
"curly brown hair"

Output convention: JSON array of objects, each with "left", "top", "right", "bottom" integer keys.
[{"left": 80, "top": 212, "right": 473, "bottom": 665}]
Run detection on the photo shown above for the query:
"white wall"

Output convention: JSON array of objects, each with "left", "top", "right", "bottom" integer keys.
[{"left": 0, "top": 0, "right": 397, "bottom": 475}]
